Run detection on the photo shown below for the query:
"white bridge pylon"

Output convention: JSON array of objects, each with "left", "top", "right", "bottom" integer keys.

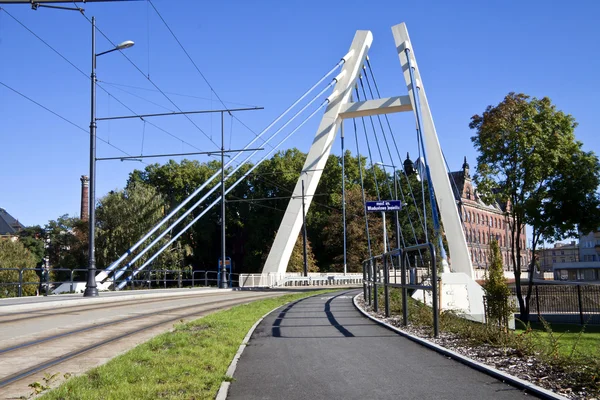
[
  {"left": 263, "top": 23, "right": 474, "bottom": 278},
  {"left": 263, "top": 22, "right": 484, "bottom": 320}
]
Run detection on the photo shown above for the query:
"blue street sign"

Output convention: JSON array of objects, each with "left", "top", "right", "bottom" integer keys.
[{"left": 365, "top": 200, "right": 402, "bottom": 212}]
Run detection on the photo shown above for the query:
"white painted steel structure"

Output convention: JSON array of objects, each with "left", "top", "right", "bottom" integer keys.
[
  {"left": 261, "top": 23, "right": 484, "bottom": 320},
  {"left": 263, "top": 23, "right": 474, "bottom": 278}
]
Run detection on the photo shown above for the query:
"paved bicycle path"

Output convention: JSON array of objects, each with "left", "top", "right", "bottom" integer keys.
[{"left": 228, "top": 290, "right": 537, "bottom": 400}]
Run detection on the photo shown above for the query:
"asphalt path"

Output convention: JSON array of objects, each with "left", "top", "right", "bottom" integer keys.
[{"left": 228, "top": 290, "right": 538, "bottom": 400}]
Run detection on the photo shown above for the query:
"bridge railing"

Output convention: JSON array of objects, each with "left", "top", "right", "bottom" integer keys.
[
  {"left": 0, "top": 268, "right": 240, "bottom": 298},
  {"left": 362, "top": 242, "right": 440, "bottom": 337},
  {"left": 239, "top": 272, "right": 363, "bottom": 288}
]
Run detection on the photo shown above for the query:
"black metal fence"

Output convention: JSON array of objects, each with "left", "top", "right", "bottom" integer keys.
[
  {"left": 363, "top": 242, "right": 439, "bottom": 337},
  {"left": 0, "top": 268, "right": 239, "bottom": 298},
  {"left": 510, "top": 284, "right": 600, "bottom": 325}
]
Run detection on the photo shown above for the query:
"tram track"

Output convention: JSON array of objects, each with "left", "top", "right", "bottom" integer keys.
[
  {"left": 0, "top": 291, "right": 226, "bottom": 325},
  {"left": 0, "top": 291, "right": 279, "bottom": 394}
]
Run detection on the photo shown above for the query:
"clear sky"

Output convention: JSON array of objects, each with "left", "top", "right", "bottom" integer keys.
[{"left": 1, "top": 0, "right": 599, "bottom": 229}]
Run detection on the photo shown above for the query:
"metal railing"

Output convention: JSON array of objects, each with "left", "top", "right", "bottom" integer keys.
[
  {"left": 0, "top": 268, "right": 239, "bottom": 298},
  {"left": 238, "top": 272, "right": 363, "bottom": 288},
  {"left": 363, "top": 242, "right": 439, "bottom": 337},
  {"left": 510, "top": 283, "right": 600, "bottom": 325}
]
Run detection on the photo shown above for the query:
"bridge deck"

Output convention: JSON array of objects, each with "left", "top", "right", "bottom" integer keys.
[{"left": 228, "top": 290, "right": 537, "bottom": 400}]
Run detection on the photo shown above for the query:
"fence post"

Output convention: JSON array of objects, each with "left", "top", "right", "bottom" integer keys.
[
  {"left": 362, "top": 261, "right": 367, "bottom": 302},
  {"left": 178, "top": 270, "right": 182, "bottom": 288},
  {"left": 70, "top": 270, "right": 74, "bottom": 294},
  {"left": 45, "top": 269, "right": 49, "bottom": 296},
  {"left": 18, "top": 269, "right": 23, "bottom": 297},
  {"left": 205, "top": 271, "right": 208, "bottom": 287},
  {"left": 401, "top": 252, "right": 408, "bottom": 326},
  {"left": 535, "top": 285, "right": 541, "bottom": 318},
  {"left": 430, "top": 243, "right": 439, "bottom": 338},
  {"left": 373, "top": 260, "right": 379, "bottom": 313},
  {"left": 577, "top": 285, "right": 584, "bottom": 326},
  {"left": 384, "top": 255, "right": 390, "bottom": 317}
]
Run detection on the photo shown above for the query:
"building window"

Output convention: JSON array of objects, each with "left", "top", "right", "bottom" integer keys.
[
  {"left": 466, "top": 188, "right": 471, "bottom": 200},
  {"left": 478, "top": 231, "right": 481, "bottom": 243},
  {"left": 476, "top": 214, "right": 480, "bottom": 224}
]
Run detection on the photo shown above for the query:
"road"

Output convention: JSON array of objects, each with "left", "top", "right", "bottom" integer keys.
[{"left": 228, "top": 290, "right": 539, "bottom": 400}]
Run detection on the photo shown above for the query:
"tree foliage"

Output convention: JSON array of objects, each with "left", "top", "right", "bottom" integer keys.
[
  {"left": 470, "top": 92, "right": 600, "bottom": 323},
  {"left": 484, "top": 239, "right": 511, "bottom": 328},
  {"left": 0, "top": 239, "right": 39, "bottom": 297}
]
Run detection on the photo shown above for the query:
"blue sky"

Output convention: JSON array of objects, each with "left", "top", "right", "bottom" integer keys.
[{"left": 1, "top": 0, "right": 599, "bottom": 229}]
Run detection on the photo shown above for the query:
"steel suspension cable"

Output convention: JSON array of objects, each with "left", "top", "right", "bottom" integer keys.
[
  {"left": 117, "top": 100, "right": 330, "bottom": 288},
  {"left": 362, "top": 69, "right": 423, "bottom": 250},
  {"left": 104, "top": 62, "right": 344, "bottom": 275},
  {"left": 353, "top": 117, "right": 373, "bottom": 259},
  {"left": 355, "top": 84, "right": 399, "bottom": 250},
  {"left": 111, "top": 79, "right": 338, "bottom": 281},
  {"left": 365, "top": 58, "right": 427, "bottom": 232}
]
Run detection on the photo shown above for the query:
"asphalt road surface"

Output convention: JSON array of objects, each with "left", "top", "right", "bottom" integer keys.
[{"left": 228, "top": 290, "right": 538, "bottom": 400}]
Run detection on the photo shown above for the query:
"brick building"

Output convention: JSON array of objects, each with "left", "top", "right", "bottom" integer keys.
[{"left": 448, "top": 157, "right": 529, "bottom": 271}]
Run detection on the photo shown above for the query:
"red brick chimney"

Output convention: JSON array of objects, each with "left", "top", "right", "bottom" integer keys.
[{"left": 80, "top": 175, "right": 89, "bottom": 221}]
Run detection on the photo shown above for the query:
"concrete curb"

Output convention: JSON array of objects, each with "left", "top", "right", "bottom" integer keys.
[
  {"left": 215, "top": 301, "right": 285, "bottom": 400},
  {"left": 0, "top": 288, "right": 230, "bottom": 313},
  {"left": 352, "top": 294, "right": 568, "bottom": 400}
]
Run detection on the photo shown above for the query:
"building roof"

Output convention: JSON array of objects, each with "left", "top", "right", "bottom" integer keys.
[{"left": 0, "top": 208, "right": 24, "bottom": 235}]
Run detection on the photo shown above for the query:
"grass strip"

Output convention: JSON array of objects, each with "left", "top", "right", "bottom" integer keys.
[{"left": 39, "top": 289, "right": 338, "bottom": 400}]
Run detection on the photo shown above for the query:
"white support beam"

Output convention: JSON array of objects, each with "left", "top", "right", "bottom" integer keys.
[
  {"left": 392, "top": 23, "right": 474, "bottom": 278},
  {"left": 339, "top": 95, "right": 412, "bottom": 119},
  {"left": 262, "top": 30, "right": 373, "bottom": 275}
]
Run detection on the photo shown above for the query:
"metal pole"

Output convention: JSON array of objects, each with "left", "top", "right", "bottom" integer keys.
[
  {"left": 220, "top": 112, "right": 227, "bottom": 289},
  {"left": 394, "top": 168, "right": 400, "bottom": 251},
  {"left": 302, "top": 179, "right": 308, "bottom": 277},
  {"left": 384, "top": 254, "right": 389, "bottom": 317},
  {"left": 84, "top": 16, "right": 98, "bottom": 297},
  {"left": 382, "top": 212, "right": 387, "bottom": 254},
  {"left": 341, "top": 121, "right": 347, "bottom": 275}
]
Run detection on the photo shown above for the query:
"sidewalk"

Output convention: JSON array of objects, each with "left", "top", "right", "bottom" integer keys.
[{"left": 228, "top": 290, "right": 537, "bottom": 400}]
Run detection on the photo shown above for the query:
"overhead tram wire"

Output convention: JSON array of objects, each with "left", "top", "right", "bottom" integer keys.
[
  {"left": 117, "top": 96, "right": 332, "bottom": 288},
  {"left": 0, "top": 80, "right": 136, "bottom": 159},
  {"left": 362, "top": 65, "right": 421, "bottom": 249},
  {"left": 108, "top": 69, "right": 342, "bottom": 278},
  {"left": 147, "top": 0, "right": 256, "bottom": 133},
  {"left": 0, "top": 7, "right": 204, "bottom": 153},
  {"left": 365, "top": 58, "right": 427, "bottom": 232},
  {"left": 76, "top": 11, "right": 220, "bottom": 150}
]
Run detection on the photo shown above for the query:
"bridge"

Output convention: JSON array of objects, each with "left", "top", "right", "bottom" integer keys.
[{"left": 0, "top": 13, "right": 561, "bottom": 399}]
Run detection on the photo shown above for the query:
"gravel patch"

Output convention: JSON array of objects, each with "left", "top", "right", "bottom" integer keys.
[{"left": 356, "top": 296, "right": 597, "bottom": 400}]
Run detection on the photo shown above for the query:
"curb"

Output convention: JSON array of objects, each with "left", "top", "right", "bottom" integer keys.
[
  {"left": 352, "top": 294, "right": 568, "bottom": 400},
  {"left": 0, "top": 288, "right": 230, "bottom": 313}
]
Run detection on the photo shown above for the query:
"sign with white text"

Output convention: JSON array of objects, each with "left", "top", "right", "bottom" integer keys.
[{"left": 365, "top": 200, "right": 402, "bottom": 212}]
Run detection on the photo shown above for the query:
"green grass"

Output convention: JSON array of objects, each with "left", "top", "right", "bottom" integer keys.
[
  {"left": 516, "top": 322, "right": 600, "bottom": 358},
  {"left": 39, "top": 289, "right": 337, "bottom": 400}
]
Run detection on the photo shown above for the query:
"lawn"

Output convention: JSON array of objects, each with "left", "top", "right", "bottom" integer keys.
[
  {"left": 39, "top": 289, "right": 337, "bottom": 400},
  {"left": 516, "top": 321, "right": 600, "bottom": 358}
]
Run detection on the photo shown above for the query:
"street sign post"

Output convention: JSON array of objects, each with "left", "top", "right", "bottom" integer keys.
[{"left": 365, "top": 200, "right": 402, "bottom": 212}]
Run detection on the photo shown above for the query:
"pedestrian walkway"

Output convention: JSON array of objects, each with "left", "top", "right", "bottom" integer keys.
[{"left": 228, "top": 290, "right": 537, "bottom": 400}]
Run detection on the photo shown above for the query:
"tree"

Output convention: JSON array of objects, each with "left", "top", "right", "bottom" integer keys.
[
  {"left": 484, "top": 239, "right": 510, "bottom": 328},
  {"left": 44, "top": 215, "right": 87, "bottom": 281},
  {"left": 0, "top": 239, "right": 39, "bottom": 297},
  {"left": 95, "top": 183, "right": 187, "bottom": 277},
  {"left": 287, "top": 234, "right": 318, "bottom": 273},
  {"left": 470, "top": 93, "right": 600, "bottom": 323}
]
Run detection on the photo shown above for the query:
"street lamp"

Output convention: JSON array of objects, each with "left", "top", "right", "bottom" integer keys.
[
  {"left": 374, "top": 162, "right": 401, "bottom": 252},
  {"left": 84, "top": 16, "right": 134, "bottom": 297}
]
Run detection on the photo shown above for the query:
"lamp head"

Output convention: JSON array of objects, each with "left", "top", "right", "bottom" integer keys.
[{"left": 116, "top": 40, "right": 135, "bottom": 50}]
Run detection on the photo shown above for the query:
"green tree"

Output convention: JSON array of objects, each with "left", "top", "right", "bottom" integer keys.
[
  {"left": 484, "top": 239, "right": 510, "bottom": 328},
  {"left": 0, "top": 239, "right": 39, "bottom": 297},
  {"left": 470, "top": 93, "right": 600, "bottom": 323},
  {"left": 44, "top": 215, "right": 87, "bottom": 281},
  {"left": 287, "top": 234, "right": 318, "bottom": 273},
  {"left": 95, "top": 183, "right": 187, "bottom": 276}
]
